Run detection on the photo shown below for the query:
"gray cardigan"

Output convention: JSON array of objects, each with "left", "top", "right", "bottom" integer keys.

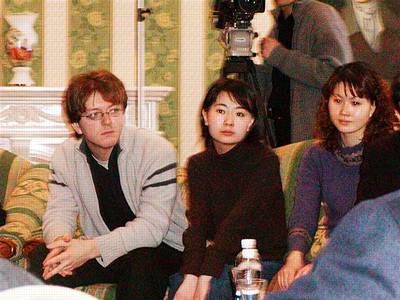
[
  {"left": 340, "top": 0, "right": 400, "bottom": 80},
  {"left": 43, "top": 127, "right": 187, "bottom": 267},
  {"left": 257, "top": 0, "right": 353, "bottom": 142}
]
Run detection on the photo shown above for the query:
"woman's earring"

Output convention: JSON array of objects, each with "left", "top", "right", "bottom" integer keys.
[{"left": 369, "top": 112, "right": 373, "bottom": 117}]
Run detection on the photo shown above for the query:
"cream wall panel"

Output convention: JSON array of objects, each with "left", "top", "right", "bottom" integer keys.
[
  {"left": 43, "top": 0, "right": 68, "bottom": 87},
  {"left": 179, "top": 0, "right": 207, "bottom": 165},
  {"left": 0, "top": 0, "right": 3, "bottom": 84},
  {"left": 112, "top": 0, "right": 136, "bottom": 89}
]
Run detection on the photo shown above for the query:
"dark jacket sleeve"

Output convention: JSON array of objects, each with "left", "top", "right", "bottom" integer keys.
[
  {"left": 356, "top": 143, "right": 377, "bottom": 203},
  {"left": 181, "top": 157, "right": 209, "bottom": 276},
  {"left": 357, "top": 132, "right": 400, "bottom": 204},
  {"left": 200, "top": 151, "right": 287, "bottom": 277}
]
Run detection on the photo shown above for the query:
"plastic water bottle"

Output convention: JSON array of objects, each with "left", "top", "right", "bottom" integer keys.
[
  {"left": 235, "top": 239, "right": 258, "bottom": 269},
  {"left": 234, "top": 239, "right": 262, "bottom": 299}
]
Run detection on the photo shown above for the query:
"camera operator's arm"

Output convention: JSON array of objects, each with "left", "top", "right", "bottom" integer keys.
[{"left": 261, "top": 6, "right": 352, "bottom": 88}]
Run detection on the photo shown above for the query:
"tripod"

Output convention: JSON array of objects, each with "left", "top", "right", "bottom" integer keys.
[{"left": 222, "top": 56, "right": 276, "bottom": 147}]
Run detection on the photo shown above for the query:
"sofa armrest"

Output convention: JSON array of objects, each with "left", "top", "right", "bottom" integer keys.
[
  {"left": 23, "top": 238, "right": 44, "bottom": 257},
  {"left": 1, "top": 165, "right": 50, "bottom": 261},
  {"left": 0, "top": 237, "right": 17, "bottom": 259},
  {"left": 0, "top": 227, "right": 27, "bottom": 260},
  {"left": 274, "top": 140, "right": 313, "bottom": 221}
]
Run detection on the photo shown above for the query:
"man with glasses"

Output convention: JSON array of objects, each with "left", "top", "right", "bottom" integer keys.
[{"left": 28, "top": 70, "right": 187, "bottom": 300}]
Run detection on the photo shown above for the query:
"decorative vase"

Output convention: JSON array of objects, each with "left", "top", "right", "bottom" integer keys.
[{"left": 5, "top": 12, "right": 38, "bottom": 86}]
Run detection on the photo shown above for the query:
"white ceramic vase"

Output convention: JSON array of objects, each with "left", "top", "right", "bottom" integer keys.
[{"left": 5, "top": 12, "right": 38, "bottom": 86}]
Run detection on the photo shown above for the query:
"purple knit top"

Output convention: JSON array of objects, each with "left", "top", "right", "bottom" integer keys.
[{"left": 288, "top": 142, "right": 362, "bottom": 254}]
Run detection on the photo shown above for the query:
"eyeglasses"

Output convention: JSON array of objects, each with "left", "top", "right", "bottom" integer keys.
[{"left": 81, "top": 107, "right": 124, "bottom": 121}]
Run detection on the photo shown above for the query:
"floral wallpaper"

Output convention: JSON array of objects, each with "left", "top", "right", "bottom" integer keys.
[
  {"left": 68, "top": 0, "right": 111, "bottom": 76},
  {"left": 206, "top": 0, "right": 224, "bottom": 87},
  {"left": 145, "top": 0, "right": 179, "bottom": 148},
  {"left": 0, "top": 0, "right": 181, "bottom": 148},
  {"left": 1, "top": 0, "right": 43, "bottom": 85}
]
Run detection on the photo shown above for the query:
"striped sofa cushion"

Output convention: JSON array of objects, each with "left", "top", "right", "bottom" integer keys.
[
  {"left": 76, "top": 284, "right": 116, "bottom": 300},
  {"left": 273, "top": 140, "right": 313, "bottom": 222},
  {"left": 0, "top": 150, "right": 50, "bottom": 261},
  {"left": 0, "top": 150, "right": 32, "bottom": 206}
]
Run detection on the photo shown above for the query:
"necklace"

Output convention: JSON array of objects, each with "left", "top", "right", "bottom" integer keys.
[{"left": 334, "top": 143, "right": 363, "bottom": 166}]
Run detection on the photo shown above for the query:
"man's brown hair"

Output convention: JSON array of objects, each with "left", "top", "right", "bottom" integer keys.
[{"left": 64, "top": 70, "right": 128, "bottom": 123}]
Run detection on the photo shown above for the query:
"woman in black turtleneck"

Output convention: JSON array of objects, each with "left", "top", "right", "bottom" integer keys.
[{"left": 169, "top": 78, "right": 287, "bottom": 300}]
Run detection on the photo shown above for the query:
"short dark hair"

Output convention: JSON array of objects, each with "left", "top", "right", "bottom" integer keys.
[
  {"left": 64, "top": 70, "right": 128, "bottom": 123},
  {"left": 314, "top": 62, "right": 397, "bottom": 151},
  {"left": 200, "top": 78, "right": 264, "bottom": 147}
]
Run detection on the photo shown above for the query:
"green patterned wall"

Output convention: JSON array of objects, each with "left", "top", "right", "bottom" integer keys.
[
  {"left": 144, "top": 0, "right": 179, "bottom": 148},
  {"left": 68, "top": 0, "right": 111, "bottom": 76},
  {"left": 1, "top": 0, "right": 43, "bottom": 85},
  {"left": 206, "top": 0, "right": 224, "bottom": 86},
  {"left": 0, "top": 0, "right": 180, "bottom": 147}
]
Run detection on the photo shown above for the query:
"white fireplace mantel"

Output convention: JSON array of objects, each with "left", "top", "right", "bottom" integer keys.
[{"left": 0, "top": 86, "right": 173, "bottom": 162}]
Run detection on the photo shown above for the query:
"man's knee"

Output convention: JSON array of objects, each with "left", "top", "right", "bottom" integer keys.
[{"left": 117, "top": 247, "right": 159, "bottom": 275}]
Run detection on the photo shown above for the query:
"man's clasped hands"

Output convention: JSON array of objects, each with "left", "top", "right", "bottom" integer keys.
[{"left": 42, "top": 234, "right": 100, "bottom": 280}]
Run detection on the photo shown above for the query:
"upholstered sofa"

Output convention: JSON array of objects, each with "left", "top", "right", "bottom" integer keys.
[
  {"left": 0, "top": 149, "right": 49, "bottom": 261},
  {"left": 0, "top": 140, "right": 327, "bottom": 299}
]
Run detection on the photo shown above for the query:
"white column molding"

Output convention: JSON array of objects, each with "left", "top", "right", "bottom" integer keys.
[
  {"left": 179, "top": 0, "right": 207, "bottom": 165},
  {"left": 43, "top": 0, "right": 68, "bottom": 86},
  {"left": 112, "top": 0, "right": 137, "bottom": 89}
]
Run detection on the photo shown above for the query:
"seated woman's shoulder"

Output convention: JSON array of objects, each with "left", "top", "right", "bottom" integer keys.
[
  {"left": 303, "top": 141, "right": 326, "bottom": 156},
  {"left": 250, "top": 141, "right": 276, "bottom": 157},
  {"left": 296, "top": 141, "right": 334, "bottom": 166},
  {"left": 186, "top": 150, "right": 210, "bottom": 169}
]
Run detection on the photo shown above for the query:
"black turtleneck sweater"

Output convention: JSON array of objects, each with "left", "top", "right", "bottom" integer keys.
[{"left": 181, "top": 141, "right": 287, "bottom": 278}]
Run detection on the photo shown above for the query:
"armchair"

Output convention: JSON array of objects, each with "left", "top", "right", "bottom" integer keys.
[{"left": 0, "top": 149, "right": 49, "bottom": 261}]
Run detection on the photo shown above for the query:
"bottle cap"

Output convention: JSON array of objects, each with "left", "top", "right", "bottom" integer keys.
[{"left": 241, "top": 239, "right": 257, "bottom": 249}]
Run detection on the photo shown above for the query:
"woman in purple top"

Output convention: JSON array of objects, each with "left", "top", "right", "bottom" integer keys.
[{"left": 276, "top": 62, "right": 397, "bottom": 290}]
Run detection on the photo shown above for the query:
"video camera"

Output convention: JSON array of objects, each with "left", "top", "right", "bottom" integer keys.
[{"left": 213, "top": 0, "right": 265, "bottom": 57}]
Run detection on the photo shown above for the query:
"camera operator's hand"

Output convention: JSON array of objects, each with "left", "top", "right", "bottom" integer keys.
[{"left": 260, "top": 37, "right": 281, "bottom": 59}]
